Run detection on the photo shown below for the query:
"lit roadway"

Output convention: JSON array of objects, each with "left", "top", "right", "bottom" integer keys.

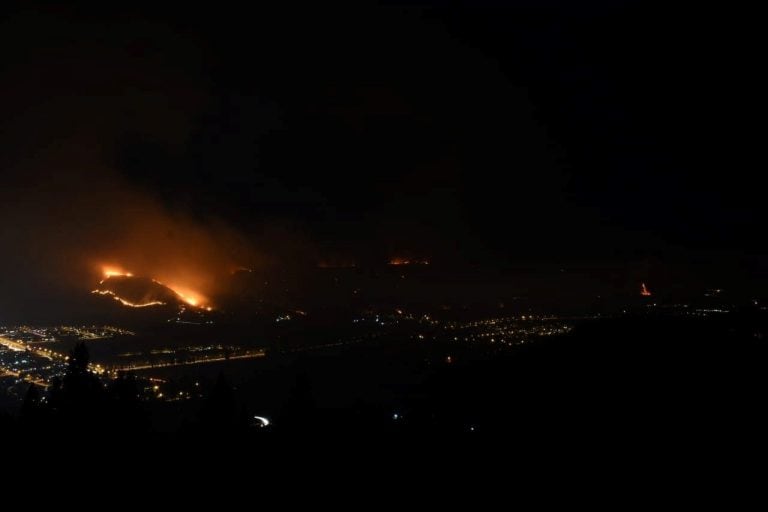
[
  {"left": 2, "top": 334, "right": 265, "bottom": 381},
  {"left": 0, "top": 335, "right": 68, "bottom": 361},
  {"left": 0, "top": 335, "right": 32, "bottom": 352},
  {"left": 1, "top": 335, "right": 68, "bottom": 362},
  {"left": 0, "top": 335, "right": 63, "bottom": 387},
  {"left": 113, "top": 351, "right": 266, "bottom": 372}
]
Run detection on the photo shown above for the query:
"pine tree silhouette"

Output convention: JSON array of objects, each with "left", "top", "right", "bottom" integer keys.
[{"left": 58, "top": 342, "right": 105, "bottom": 428}]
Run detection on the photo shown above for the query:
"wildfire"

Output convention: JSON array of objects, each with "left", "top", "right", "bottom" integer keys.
[
  {"left": 151, "top": 279, "right": 207, "bottom": 308},
  {"left": 95, "top": 264, "right": 210, "bottom": 309},
  {"left": 100, "top": 266, "right": 134, "bottom": 283},
  {"left": 91, "top": 289, "right": 166, "bottom": 308},
  {"left": 640, "top": 282, "right": 652, "bottom": 297}
]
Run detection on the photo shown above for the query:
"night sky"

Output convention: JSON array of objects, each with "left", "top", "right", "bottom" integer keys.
[{"left": 1, "top": 1, "right": 765, "bottom": 318}]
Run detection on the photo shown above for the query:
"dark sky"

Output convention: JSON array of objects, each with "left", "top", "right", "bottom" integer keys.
[{"left": 1, "top": 1, "right": 766, "bottom": 316}]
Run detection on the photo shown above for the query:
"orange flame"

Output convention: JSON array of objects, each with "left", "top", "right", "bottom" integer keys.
[
  {"left": 640, "top": 283, "right": 652, "bottom": 297},
  {"left": 151, "top": 279, "right": 208, "bottom": 308},
  {"left": 100, "top": 265, "right": 133, "bottom": 283},
  {"left": 97, "top": 263, "right": 210, "bottom": 309},
  {"left": 91, "top": 289, "right": 166, "bottom": 308}
]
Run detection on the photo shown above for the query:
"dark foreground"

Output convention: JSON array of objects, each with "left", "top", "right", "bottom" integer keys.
[{"left": 2, "top": 311, "right": 767, "bottom": 448}]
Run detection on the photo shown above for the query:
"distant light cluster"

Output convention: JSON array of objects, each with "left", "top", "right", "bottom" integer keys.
[
  {"left": 346, "top": 310, "right": 575, "bottom": 348},
  {"left": 439, "top": 315, "right": 573, "bottom": 347},
  {"left": 388, "top": 258, "right": 430, "bottom": 266}
]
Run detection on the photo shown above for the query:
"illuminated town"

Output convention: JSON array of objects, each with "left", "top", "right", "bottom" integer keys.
[
  {"left": 1, "top": 282, "right": 740, "bottom": 405},
  {"left": 0, "top": 323, "right": 264, "bottom": 400}
]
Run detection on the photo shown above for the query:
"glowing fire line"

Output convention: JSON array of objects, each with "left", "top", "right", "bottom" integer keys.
[
  {"left": 97, "top": 265, "right": 210, "bottom": 309},
  {"left": 91, "top": 289, "right": 166, "bottom": 308},
  {"left": 100, "top": 266, "right": 133, "bottom": 284},
  {"left": 150, "top": 279, "right": 207, "bottom": 308}
]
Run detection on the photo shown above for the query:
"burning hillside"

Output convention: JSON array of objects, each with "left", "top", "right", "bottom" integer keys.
[{"left": 92, "top": 267, "right": 211, "bottom": 310}]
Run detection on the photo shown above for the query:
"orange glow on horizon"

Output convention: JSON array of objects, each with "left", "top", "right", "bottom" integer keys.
[
  {"left": 388, "top": 258, "right": 430, "bottom": 266},
  {"left": 640, "top": 282, "right": 652, "bottom": 297}
]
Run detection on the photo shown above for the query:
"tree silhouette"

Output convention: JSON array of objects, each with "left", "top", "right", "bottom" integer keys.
[
  {"left": 20, "top": 384, "right": 41, "bottom": 418},
  {"left": 56, "top": 342, "right": 105, "bottom": 428},
  {"left": 107, "top": 371, "right": 148, "bottom": 432},
  {"left": 69, "top": 342, "right": 90, "bottom": 374}
]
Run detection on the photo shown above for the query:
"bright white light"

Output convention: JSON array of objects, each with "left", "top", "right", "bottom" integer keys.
[{"left": 253, "top": 416, "right": 270, "bottom": 427}]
